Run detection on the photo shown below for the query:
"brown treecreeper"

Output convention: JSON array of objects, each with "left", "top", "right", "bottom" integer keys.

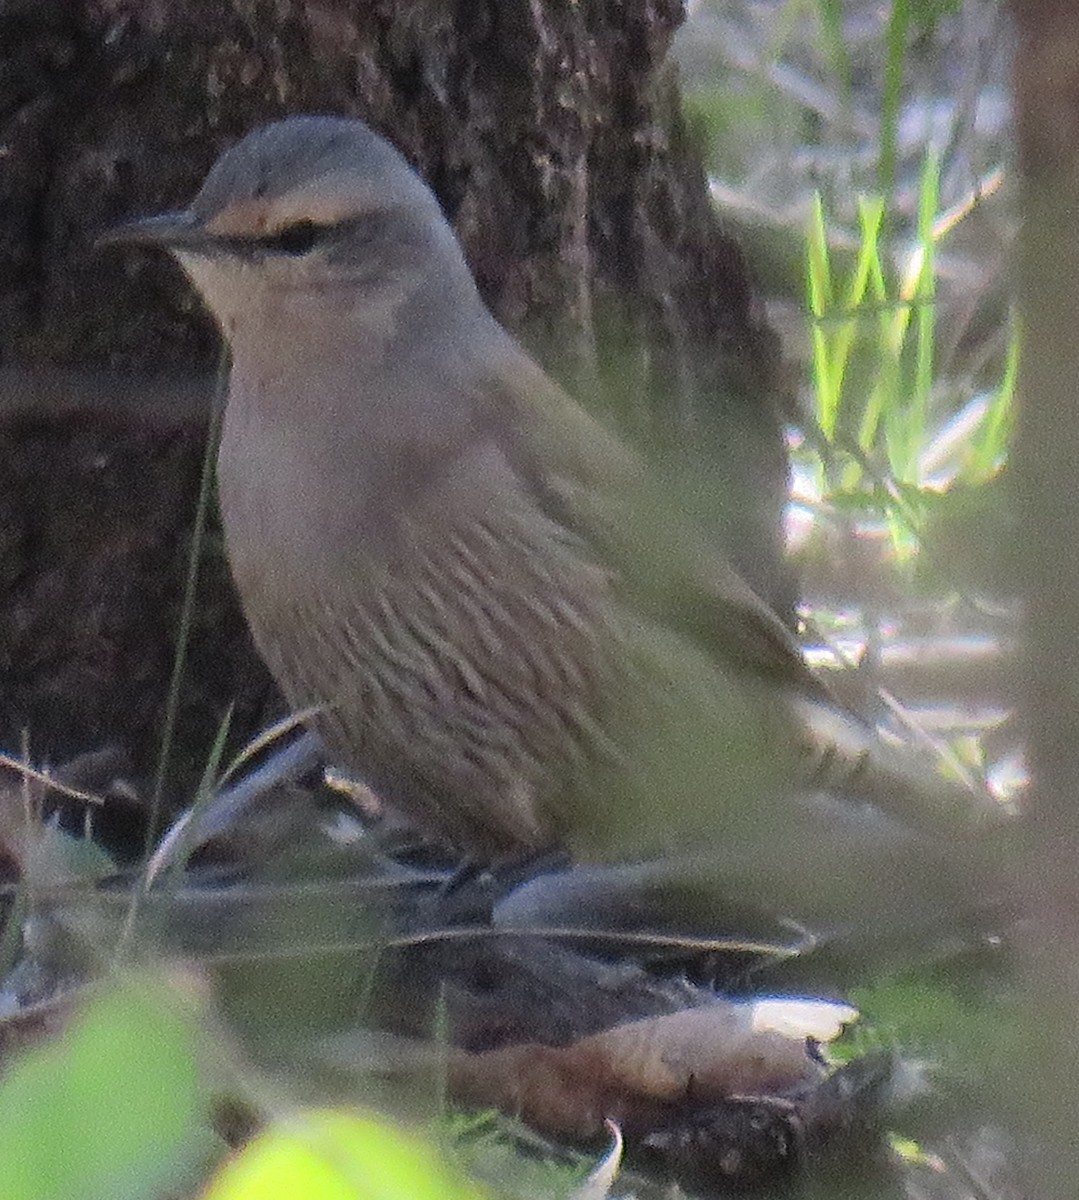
[{"left": 107, "top": 117, "right": 994, "bottom": 943}]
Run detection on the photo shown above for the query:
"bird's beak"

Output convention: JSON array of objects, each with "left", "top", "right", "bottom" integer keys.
[{"left": 97, "top": 209, "right": 210, "bottom": 252}]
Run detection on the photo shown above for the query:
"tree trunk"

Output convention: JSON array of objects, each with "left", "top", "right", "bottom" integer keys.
[
  {"left": 1009, "top": 1, "right": 1079, "bottom": 1193},
  {"left": 0, "top": 0, "right": 789, "bottom": 808}
]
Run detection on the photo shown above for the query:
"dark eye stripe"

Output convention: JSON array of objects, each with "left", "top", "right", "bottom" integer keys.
[
  {"left": 204, "top": 213, "right": 385, "bottom": 261},
  {"left": 252, "top": 219, "right": 323, "bottom": 255}
]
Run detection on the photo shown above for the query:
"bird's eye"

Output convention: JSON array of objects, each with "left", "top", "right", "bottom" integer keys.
[{"left": 261, "top": 219, "right": 323, "bottom": 255}]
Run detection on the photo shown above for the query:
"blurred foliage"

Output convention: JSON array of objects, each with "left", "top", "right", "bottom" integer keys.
[
  {"left": 448, "top": 1112, "right": 598, "bottom": 1200},
  {"left": 204, "top": 1110, "right": 491, "bottom": 1200},
  {"left": 0, "top": 972, "right": 543, "bottom": 1200},
  {"left": 840, "top": 977, "right": 1013, "bottom": 1084},
  {"left": 803, "top": 153, "right": 1014, "bottom": 562},
  {"left": 0, "top": 974, "right": 208, "bottom": 1200}
]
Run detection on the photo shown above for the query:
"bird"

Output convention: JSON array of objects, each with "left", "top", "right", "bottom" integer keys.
[{"left": 103, "top": 116, "right": 999, "bottom": 950}]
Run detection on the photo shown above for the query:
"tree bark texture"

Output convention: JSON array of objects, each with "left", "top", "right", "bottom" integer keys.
[{"left": 0, "top": 0, "right": 789, "bottom": 805}]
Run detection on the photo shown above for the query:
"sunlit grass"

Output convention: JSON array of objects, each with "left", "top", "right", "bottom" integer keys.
[{"left": 800, "top": 151, "right": 1014, "bottom": 564}]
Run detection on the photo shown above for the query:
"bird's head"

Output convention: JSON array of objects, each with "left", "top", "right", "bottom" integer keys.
[{"left": 102, "top": 116, "right": 479, "bottom": 342}]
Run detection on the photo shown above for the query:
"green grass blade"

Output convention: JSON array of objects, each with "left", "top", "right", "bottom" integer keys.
[
  {"left": 879, "top": 0, "right": 912, "bottom": 212},
  {"left": 969, "top": 316, "right": 1019, "bottom": 482},
  {"left": 806, "top": 192, "right": 840, "bottom": 436},
  {"left": 148, "top": 351, "right": 229, "bottom": 858}
]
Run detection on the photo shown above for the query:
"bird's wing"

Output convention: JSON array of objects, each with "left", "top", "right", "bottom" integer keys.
[
  {"left": 471, "top": 351, "right": 1002, "bottom": 836},
  {"left": 474, "top": 350, "right": 826, "bottom": 699}
]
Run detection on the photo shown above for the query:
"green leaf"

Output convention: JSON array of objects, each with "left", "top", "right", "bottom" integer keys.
[
  {"left": 204, "top": 1110, "right": 490, "bottom": 1200},
  {"left": 0, "top": 973, "right": 205, "bottom": 1200}
]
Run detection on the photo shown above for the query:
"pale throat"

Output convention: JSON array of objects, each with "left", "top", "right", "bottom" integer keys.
[{"left": 221, "top": 267, "right": 416, "bottom": 362}]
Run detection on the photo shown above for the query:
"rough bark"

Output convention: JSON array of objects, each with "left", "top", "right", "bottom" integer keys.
[{"left": 0, "top": 0, "right": 789, "bottom": 810}]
